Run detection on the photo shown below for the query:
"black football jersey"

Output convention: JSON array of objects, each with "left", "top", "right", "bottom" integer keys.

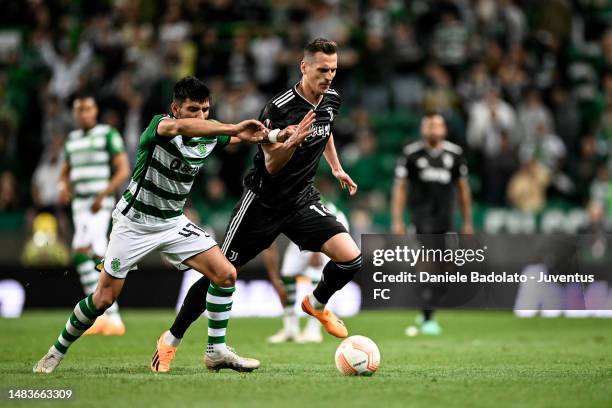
[
  {"left": 244, "top": 84, "right": 341, "bottom": 208},
  {"left": 395, "top": 140, "right": 468, "bottom": 233}
]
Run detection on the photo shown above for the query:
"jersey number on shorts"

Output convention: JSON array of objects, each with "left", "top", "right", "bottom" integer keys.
[{"left": 178, "top": 223, "right": 210, "bottom": 238}]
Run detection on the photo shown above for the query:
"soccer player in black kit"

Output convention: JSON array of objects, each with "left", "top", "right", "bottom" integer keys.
[
  {"left": 391, "top": 112, "right": 473, "bottom": 336},
  {"left": 152, "top": 38, "right": 362, "bottom": 372}
]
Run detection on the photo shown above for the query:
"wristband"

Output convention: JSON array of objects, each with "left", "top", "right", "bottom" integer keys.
[{"left": 268, "top": 128, "right": 281, "bottom": 143}]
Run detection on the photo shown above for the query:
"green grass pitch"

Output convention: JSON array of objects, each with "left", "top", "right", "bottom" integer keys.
[{"left": 1, "top": 310, "right": 611, "bottom": 408}]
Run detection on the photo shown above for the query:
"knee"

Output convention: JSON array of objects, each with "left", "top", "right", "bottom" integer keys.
[
  {"left": 213, "top": 264, "right": 237, "bottom": 288},
  {"left": 92, "top": 286, "right": 116, "bottom": 311},
  {"left": 334, "top": 253, "right": 363, "bottom": 273}
]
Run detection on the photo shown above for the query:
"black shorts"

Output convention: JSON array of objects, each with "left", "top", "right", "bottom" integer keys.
[{"left": 221, "top": 189, "right": 348, "bottom": 266}]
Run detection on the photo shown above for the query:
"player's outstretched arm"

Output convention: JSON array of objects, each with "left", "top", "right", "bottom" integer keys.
[
  {"left": 262, "top": 110, "right": 316, "bottom": 174},
  {"left": 157, "top": 118, "right": 265, "bottom": 142},
  {"left": 324, "top": 134, "right": 357, "bottom": 195}
]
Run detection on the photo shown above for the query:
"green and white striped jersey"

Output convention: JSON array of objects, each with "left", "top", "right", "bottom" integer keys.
[
  {"left": 115, "top": 114, "right": 230, "bottom": 226},
  {"left": 64, "top": 124, "right": 125, "bottom": 213}
]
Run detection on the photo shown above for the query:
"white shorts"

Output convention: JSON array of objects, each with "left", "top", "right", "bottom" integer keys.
[
  {"left": 103, "top": 211, "right": 217, "bottom": 279},
  {"left": 72, "top": 209, "right": 112, "bottom": 256},
  {"left": 280, "top": 242, "right": 329, "bottom": 281}
]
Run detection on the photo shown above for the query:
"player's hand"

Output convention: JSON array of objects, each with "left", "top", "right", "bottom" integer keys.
[
  {"left": 91, "top": 193, "right": 105, "bottom": 213},
  {"left": 282, "top": 110, "right": 316, "bottom": 149},
  {"left": 332, "top": 168, "right": 358, "bottom": 196},
  {"left": 308, "top": 252, "right": 322, "bottom": 267},
  {"left": 235, "top": 119, "right": 266, "bottom": 143},
  {"left": 462, "top": 223, "right": 474, "bottom": 235},
  {"left": 271, "top": 279, "right": 288, "bottom": 306},
  {"left": 392, "top": 220, "right": 406, "bottom": 234}
]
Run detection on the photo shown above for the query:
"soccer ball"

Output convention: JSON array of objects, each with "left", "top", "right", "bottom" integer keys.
[{"left": 334, "top": 335, "right": 380, "bottom": 376}]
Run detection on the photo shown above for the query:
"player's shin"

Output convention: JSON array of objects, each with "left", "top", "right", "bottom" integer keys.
[
  {"left": 53, "top": 294, "right": 105, "bottom": 356},
  {"left": 282, "top": 276, "right": 299, "bottom": 334},
  {"left": 169, "top": 276, "right": 211, "bottom": 342},
  {"left": 311, "top": 254, "right": 362, "bottom": 306},
  {"left": 205, "top": 283, "right": 235, "bottom": 356}
]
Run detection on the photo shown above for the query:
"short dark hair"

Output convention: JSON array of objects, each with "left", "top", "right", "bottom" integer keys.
[
  {"left": 304, "top": 38, "right": 338, "bottom": 57},
  {"left": 423, "top": 110, "right": 445, "bottom": 121},
  {"left": 173, "top": 76, "right": 210, "bottom": 103},
  {"left": 72, "top": 93, "right": 97, "bottom": 105}
]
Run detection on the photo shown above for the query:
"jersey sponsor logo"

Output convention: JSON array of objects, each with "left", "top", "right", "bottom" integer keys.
[
  {"left": 442, "top": 153, "right": 454, "bottom": 168},
  {"left": 305, "top": 123, "right": 331, "bottom": 141},
  {"left": 170, "top": 159, "right": 199, "bottom": 175},
  {"left": 417, "top": 157, "right": 428, "bottom": 168},
  {"left": 419, "top": 167, "right": 452, "bottom": 184}
]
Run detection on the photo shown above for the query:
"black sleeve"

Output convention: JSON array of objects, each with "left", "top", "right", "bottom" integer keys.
[
  {"left": 259, "top": 102, "right": 286, "bottom": 129},
  {"left": 452, "top": 153, "right": 468, "bottom": 181},
  {"left": 394, "top": 153, "right": 409, "bottom": 181}
]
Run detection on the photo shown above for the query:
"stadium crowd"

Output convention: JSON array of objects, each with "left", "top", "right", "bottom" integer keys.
[{"left": 2, "top": 0, "right": 612, "bottom": 236}]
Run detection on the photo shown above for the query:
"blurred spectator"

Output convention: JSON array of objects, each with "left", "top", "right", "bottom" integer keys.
[
  {"left": 507, "top": 161, "right": 551, "bottom": 212},
  {"left": 497, "top": 46, "right": 528, "bottom": 105},
  {"left": 568, "top": 135, "right": 605, "bottom": 204},
  {"left": 360, "top": 32, "right": 392, "bottom": 113},
  {"left": 250, "top": 27, "right": 283, "bottom": 93},
  {"left": 305, "top": 0, "right": 349, "bottom": 42},
  {"left": 483, "top": 129, "right": 519, "bottom": 205},
  {"left": 518, "top": 88, "right": 554, "bottom": 143},
  {"left": 41, "top": 95, "right": 73, "bottom": 146},
  {"left": 277, "top": 23, "right": 308, "bottom": 87},
  {"left": 0, "top": 95, "right": 18, "bottom": 164},
  {"left": 519, "top": 122, "right": 566, "bottom": 174},
  {"left": 159, "top": 0, "right": 190, "bottom": 44},
  {"left": 550, "top": 84, "right": 581, "bottom": 151},
  {"left": 227, "top": 29, "right": 255, "bottom": 87},
  {"left": 590, "top": 164, "right": 612, "bottom": 218},
  {"left": 31, "top": 135, "right": 64, "bottom": 212},
  {"left": 430, "top": 9, "right": 470, "bottom": 79},
  {"left": 0, "top": 171, "right": 20, "bottom": 211},
  {"left": 195, "top": 27, "right": 229, "bottom": 80},
  {"left": 458, "top": 62, "right": 494, "bottom": 108},
  {"left": 392, "top": 22, "right": 424, "bottom": 109},
  {"left": 476, "top": 0, "right": 526, "bottom": 49},
  {"left": 38, "top": 38, "right": 93, "bottom": 101},
  {"left": 422, "top": 63, "right": 460, "bottom": 116},
  {"left": 363, "top": 0, "right": 393, "bottom": 38},
  {"left": 467, "top": 87, "right": 520, "bottom": 159}
]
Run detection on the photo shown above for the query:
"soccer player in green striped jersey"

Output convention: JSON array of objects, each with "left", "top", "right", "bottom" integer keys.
[
  {"left": 59, "top": 95, "right": 130, "bottom": 336},
  {"left": 33, "top": 76, "right": 315, "bottom": 374}
]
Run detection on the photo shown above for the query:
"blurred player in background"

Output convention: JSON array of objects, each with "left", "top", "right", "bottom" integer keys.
[
  {"left": 267, "top": 200, "right": 349, "bottom": 344},
  {"left": 59, "top": 95, "right": 130, "bottom": 336},
  {"left": 391, "top": 112, "right": 473, "bottom": 335}
]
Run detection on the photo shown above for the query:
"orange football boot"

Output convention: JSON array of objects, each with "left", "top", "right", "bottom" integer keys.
[
  {"left": 301, "top": 295, "right": 348, "bottom": 338},
  {"left": 150, "top": 331, "right": 177, "bottom": 373}
]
